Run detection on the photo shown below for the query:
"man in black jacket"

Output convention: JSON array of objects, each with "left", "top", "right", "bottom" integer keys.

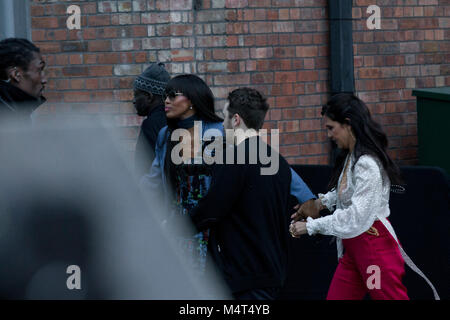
[
  {"left": 133, "top": 62, "right": 170, "bottom": 178},
  {"left": 0, "top": 38, "right": 47, "bottom": 122},
  {"left": 190, "top": 88, "right": 298, "bottom": 300}
]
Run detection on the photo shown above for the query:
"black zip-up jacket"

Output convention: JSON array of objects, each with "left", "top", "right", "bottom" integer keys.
[
  {"left": 0, "top": 80, "right": 45, "bottom": 121},
  {"left": 134, "top": 104, "right": 167, "bottom": 178},
  {"left": 190, "top": 136, "right": 292, "bottom": 293}
]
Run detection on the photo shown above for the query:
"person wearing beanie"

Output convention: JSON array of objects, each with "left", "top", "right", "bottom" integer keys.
[{"left": 133, "top": 62, "right": 170, "bottom": 179}]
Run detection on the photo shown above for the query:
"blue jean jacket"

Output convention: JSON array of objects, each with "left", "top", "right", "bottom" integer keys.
[{"left": 140, "top": 121, "right": 315, "bottom": 207}]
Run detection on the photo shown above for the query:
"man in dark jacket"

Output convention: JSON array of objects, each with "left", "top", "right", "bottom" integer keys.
[
  {"left": 133, "top": 62, "right": 170, "bottom": 179},
  {"left": 190, "top": 88, "right": 315, "bottom": 300},
  {"left": 0, "top": 38, "right": 47, "bottom": 122}
]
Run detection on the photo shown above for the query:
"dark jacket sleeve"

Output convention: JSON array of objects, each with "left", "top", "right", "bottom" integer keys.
[
  {"left": 190, "top": 161, "right": 247, "bottom": 231},
  {"left": 141, "top": 112, "right": 166, "bottom": 152}
]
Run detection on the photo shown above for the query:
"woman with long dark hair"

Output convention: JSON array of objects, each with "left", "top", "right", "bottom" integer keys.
[
  {"left": 141, "top": 74, "right": 223, "bottom": 277},
  {"left": 289, "top": 93, "right": 439, "bottom": 300}
]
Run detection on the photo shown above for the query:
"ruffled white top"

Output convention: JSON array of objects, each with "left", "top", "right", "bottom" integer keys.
[
  {"left": 305, "top": 152, "right": 440, "bottom": 299},
  {"left": 306, "top": 153, "right": 390, "bottom": 257}
]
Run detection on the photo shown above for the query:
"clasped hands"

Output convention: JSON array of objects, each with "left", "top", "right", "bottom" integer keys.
[{"left": 289, "top": 198, "right": 321, "bottom": 238}]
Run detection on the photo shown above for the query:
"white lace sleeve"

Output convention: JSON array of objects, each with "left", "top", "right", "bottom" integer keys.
[
  {"left": 306, "top": 155, "right": 382, "bottom": 238},
  {"left": 318, "top": 189, "right": 337, "bottom": 211}
]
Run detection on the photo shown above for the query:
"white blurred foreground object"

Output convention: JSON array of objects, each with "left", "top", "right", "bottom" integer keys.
[{"left": 0, "top": 116, "right": 229, "bottom": 299}]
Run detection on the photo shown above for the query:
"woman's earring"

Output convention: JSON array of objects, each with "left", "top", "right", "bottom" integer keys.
[
  {"left": 349, "top": 128, "right": 356, "bottom": 141},
  {"left": 189, "top": 106, "right": 193, "bottom": 110}
]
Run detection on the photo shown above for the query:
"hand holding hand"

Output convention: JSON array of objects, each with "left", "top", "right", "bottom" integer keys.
[
  {"left": 289, "top": 221, "right": 308, "bottom": 238},
  {"left": 290, "top": 198, "right": 321, "bottom": 222}
]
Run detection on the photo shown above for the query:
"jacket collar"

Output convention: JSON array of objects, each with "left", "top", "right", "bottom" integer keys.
[{"left": 0, "top": 80, "right": 46, "bottom": 114}]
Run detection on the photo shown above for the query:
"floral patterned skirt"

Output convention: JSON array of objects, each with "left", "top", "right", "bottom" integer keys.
[{"left": 173, "top": 164, "right": 212, "bottom": 277}]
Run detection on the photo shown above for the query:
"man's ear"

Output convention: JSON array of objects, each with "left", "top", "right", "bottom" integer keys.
[
  {"left": 7, "top": 67, "right": 21, "bottom": 83},
  {"left": 233, "top": 113, "right": 241, "bottom": 127}
]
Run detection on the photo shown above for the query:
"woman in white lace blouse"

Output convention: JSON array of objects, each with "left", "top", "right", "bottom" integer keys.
[{"left": 290, "top": 93, "right": 424, "bottom": 300}]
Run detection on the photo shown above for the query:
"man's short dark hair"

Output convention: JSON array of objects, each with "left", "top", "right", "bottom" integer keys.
[
  {"left": 227, "top": 87, "right": 269, "bottom": 130},
  {"left": 0, "top": 38, "right": 40, "bottom": 80}
]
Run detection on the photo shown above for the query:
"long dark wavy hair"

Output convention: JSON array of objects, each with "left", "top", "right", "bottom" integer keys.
[
  {"left": 163, "top": 74, "right": 223, "bottom": 190},
  {"left": 322, "top": 93, "right": 403, "bottom": 190}
]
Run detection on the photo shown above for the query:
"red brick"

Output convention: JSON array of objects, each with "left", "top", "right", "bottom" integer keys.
[
  {"left": 97, "top": 27, "right": 119, "bottom": 39},
  {"left": 69, "top": 54, "right": 83, "bottom": 64},
  {"left": 83, "top": 54, "right": 97, "bottom": 64},
  {"left": 46, "top": 30, "right": 68, "bottom": 41},
  {"left": 213, "top": 48, "right": 249, "bottom": 60},
  {"left": 170, "top": 50, "right": 194, "bottom": 62},
  {"left": 82, "top": 3, "right": 97, "bottom": 14},
  {"left": 132, "top": 26, "right": 147, "bottom": 37},
  {"left": 273, "top": 47, "right": 295, "bottom": 58},
  {"left": 98, "top": 53, "right": 120, "bottom": 64},
  {"left": 214, "top": 74, "right": 250, "bottom": 85},
  {"left": 62, "top": 66, "right": 89, "bottom": 77},
  {"left": 81, "top": 28, "right": 97, "bottom": 40},
  {"left": 226, "top": 0, "right": 249, "bottom": 8},
  {"left": 55, "top": 79, "right": 70, "bottom": 90},
  {"left": 88, "top": 40, "right": 112, "bottom": 52},
  {"left": 249, "top": 21, "right": 272, "bottom": 33},
  {"left": 250, "top": 47, "right": 273, "bottom": 59},
  {"left": 299, "top": 119, "right": 321, "bottom": 131},
  {"left": 31, "top": 5, "right": 45, "bottom": 17},
  {"left": 269, "top": 109, "right": 282, "bottom": 121},
  {"left": 255, "top": 35, "right": 269, "bottom": 46},
  {"left": 89, "top": 66, "right": 114, "bottom": 77},
  {"left": 64, "top": 91, "right": 91, "bottom": 103},
  {"left": 270, "top": 84, "right": 294, "bottom": 96},
  {"left": 399, "top": 18, "right": 439, "bottom": 29},
  {"left": 300, "top": 144, "right": 323, "bottom": 156},
  {"left": 275, "top": 96, "right": 298, "bottom": 108},
  {"left": 157, "top": 25, "right": 193, "bottom": 37},
  {"left": 296, "top": 46, "right": 318, "bottom": 57},
  {"left": 197, "top": 36, "right": 226, "bottom": 47},
  {"left": 86, "top": 79, "right": 99, "bottom": 90},
  {"left": 70, "top": 79, "right": 85, "bottom": 90},
  {"left": 297, "top": 71, "right": 319, "bottom": 82},
  {"left": 251, "top": 72, "right": 274, "bottom": 84},
  {"left": 274, "top": 71, "right": 296, "bottom": 83},
  {"left": 280, "top": 145, "right": 300, "bottom": 157},
  {"left": 141, "top": 12, "right": 170, "bottom": 24},
  {"left": 88, "top": 15, "right": 111, "bottom": 27},
  {"left": 134, "top": 52, "right": 147, "bottom": 63},
  {"left": 32, "top": 17, "right": 59, "bottom": 29},
  {"left": 226, "top": 22, "right": 249, "bottom": 34},
  {"left": 32, "top": 30, "right": 46, "bottom": 42},
  {"left": 273, "top": 21, "right": 294, "bottom": 33},
  {"left": 281, "top": 132, "right": 306, "bottom": 145},
  {"left": 46, "top": 4, "right": 68, "bottom": 15},
  {"left": 112, "top": 39, "right": 140, "bottom": 51}
]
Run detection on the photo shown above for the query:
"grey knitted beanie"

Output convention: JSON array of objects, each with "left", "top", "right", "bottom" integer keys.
[{"left": 134, "top": 62, "right": 170, "bottom": 96}]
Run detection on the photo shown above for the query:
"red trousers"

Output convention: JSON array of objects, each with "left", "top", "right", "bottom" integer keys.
[{"left": 327, "top": 221, "right": 409, "bottom": 300}]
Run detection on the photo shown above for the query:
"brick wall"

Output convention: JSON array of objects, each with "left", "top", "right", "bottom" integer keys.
[
  {"left": 30, "top": 0, "right": 449, "bottom": 165},
  {"left": 353, "top": 0, "right": 449, "bottom": 165}
]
